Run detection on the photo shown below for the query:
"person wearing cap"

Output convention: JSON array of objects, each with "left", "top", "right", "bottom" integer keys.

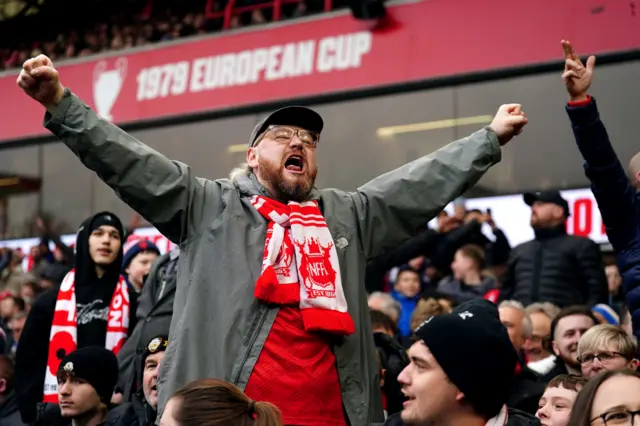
[
  {"left": 370, "top": 299, "right": 540, "bottom": 426},
  {"left": 15, "top": 213, "right": 138, "bottom": 424},
  {"left": 561, "top": 40, "right": 640, "bottom": 342},
  {"left": 54, "top": 347, "right": 119, "bottom": 426},
  {"left": 500, "top": 190, "right": 607, "bottom": 308},
  {"left": 108, "top": 335, "right": 168, "bottom": 426},
  {"left": 19, "top": 54, "right": 529, "bottom": 425},
  {"left": 122, "top": 240, "right": 161, "bottom": 293}
]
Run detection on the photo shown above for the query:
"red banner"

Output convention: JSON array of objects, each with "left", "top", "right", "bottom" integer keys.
[{"left": 1, "top": 0, "right": 637, "bottom": 143}]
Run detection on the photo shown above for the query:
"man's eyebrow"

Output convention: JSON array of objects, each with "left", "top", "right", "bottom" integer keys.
[{"left": 410, "top": 355, "right": 430, "bottom": 366}]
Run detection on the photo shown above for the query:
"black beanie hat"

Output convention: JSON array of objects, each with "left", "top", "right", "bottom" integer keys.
[
  {"left": 414, "top": 299, "right": 518, "bottom": 418},
  {"left": 58, "top": 347, "right": 119, "bottom": 403},
  {"left": 89, "top": 212, "right": 125, "bottom": 237}
]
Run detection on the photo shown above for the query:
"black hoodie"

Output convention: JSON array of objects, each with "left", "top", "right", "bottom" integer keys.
[{"left": 14, "top": 212, "right": 138, "bottom": 424}]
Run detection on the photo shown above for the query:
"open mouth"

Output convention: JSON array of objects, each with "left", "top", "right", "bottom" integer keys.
[
  {"left": 284, "top": 155, "right": 304, "bottom": 173},
  {"left": 97, "top": 249, "right": 112, "bottom": 256},
  {"left": 151, "top": 384, "right": 157, "bottom": 392}
]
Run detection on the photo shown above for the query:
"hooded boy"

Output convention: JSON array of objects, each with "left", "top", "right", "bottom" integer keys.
[{"left": 14, "top": 212, "right": 138, "bottom": 424}]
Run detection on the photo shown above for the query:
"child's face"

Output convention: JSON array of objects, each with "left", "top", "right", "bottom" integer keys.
[
  {"left": 536, "top": 385, "right": 578, "bottom": 426},
  {"left": 394, "top": 270, "right": 420, "bottom": 298},
  {"left": 126, "top": 251, "right": 159, "bottom": 288}
]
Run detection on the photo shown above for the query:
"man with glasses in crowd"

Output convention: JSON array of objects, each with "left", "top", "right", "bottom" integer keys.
[{"left": 17, "top": 54, "right": 528, "bottom": 425}]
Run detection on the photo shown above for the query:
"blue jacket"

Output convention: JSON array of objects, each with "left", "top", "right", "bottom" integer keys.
[
  {"left": 566, "top": 97, "right": 640, "bottom": 340},
  {"left": 391, "top": 290, "right": 420, "bottom": 338}
]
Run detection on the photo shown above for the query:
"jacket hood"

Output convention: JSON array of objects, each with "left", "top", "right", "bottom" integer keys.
[{"left": 74, "top": 211, "right": 124, "bottom": 287}]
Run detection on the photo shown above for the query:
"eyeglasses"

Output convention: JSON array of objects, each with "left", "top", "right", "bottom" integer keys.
[
  {"left": 255, "top": 125, "right": 320, "bottom": 149},
  {"left": 591, "top": 408, "right": 640, "bottom": 425},
  {"left": 578, "top": 351, "right": 626, "bottom": 365}
]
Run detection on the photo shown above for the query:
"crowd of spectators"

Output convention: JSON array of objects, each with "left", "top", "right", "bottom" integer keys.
[{"left": 0, "top": 0, "right": 330, "bottom": 71}]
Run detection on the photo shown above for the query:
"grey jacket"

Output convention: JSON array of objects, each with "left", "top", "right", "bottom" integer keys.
[{"left": 44, "top": 89, "right": 502, "bottom": 425}]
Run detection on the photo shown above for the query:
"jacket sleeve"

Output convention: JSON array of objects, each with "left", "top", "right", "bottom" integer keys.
[
  {"left": 15, "top": 288, "right": 56, "bottom": 424},
  {"left": 490, "top": 228, "right": 511, "bottom": 266},
  {"left": 43, "top": 89, "right": 223, "bottom": 244},
  {"left": 352, "top": 128, "right": 501, "bottom": 261},
  {"left": 576, "top": 239, "right": 608, "bottom": 306},
  {"left": 566, "top": 97, "right": 639, "bottom": 251},
  {"left": 566, "top": 97, "right": 640, "bottom": 334},
  {"left": 430, "top": 221, "right": 482, "bottom": 272},
  {"left": 46, "top": 230, "right": 76, "bottom": 265},
  {"left": 365, "top": 229, "right": 441, "bottom": 293}
]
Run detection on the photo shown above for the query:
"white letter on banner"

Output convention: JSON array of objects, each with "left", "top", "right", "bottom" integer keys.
[
  {"left": 190, "top": 58, "right": 206, "bottom": 92},
  {"left": 235, "top": 51, "right": 253, "bottom": 86},
  {"left": 317, "top": 36, "right": 336, "bottom": 73},
  {"left": 219, "top": 54, "right": 237, "bottom": 88},
  {"left": 296, "top": 40, "right": 316, "bottom": 76},
  {"left": 352, "top": 32, "right": 372, "bottom": 68},
  {"left": 265, "top": 45, "right": 283, "bottom": 80},
  {"left": 279, "top": 43, "right": 296, "bottom": 78},
  {"left": 251, "top": 48, "right": 268, "bottom": 83}
]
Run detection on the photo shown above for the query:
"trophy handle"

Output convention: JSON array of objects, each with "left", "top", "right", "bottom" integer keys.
[
  {"left": 93, "top": 60, "right": 107, "bottom": 84},
  {"left": 115, "top": 57, "right": 128, "bottom": 79}
]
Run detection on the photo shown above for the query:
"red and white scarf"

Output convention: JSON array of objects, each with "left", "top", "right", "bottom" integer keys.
[
  {"left": 43, "top": 269, "right": 130, "bottom": 403},
  {"left": 251, "top": 195, "right": 355, "bottom": 335}
]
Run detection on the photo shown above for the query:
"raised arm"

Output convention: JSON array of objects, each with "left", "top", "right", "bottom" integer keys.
[
  {"left": 352, "top": 104, "right": 527, "bottom": 260},
  {"left": 17, "top": 55, "right": 222, "bottom": 244},
  {"left": 561, "top": 40, "right": 639, "bottom": 251}
]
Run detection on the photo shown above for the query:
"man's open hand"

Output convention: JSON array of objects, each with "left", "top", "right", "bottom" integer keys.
[
  {"left": 16, "top": 54, "right": 65, "bottom": 112},
  {"left": 490, "top": 104, "right": 528, "bottom": 146},
  {"left": 561, "top": 40, "right": 595, "bottom": 102}
]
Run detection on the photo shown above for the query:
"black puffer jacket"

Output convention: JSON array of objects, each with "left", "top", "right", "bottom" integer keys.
[{"left": 500, "top": 226, "right": 607, "bottom": 308}]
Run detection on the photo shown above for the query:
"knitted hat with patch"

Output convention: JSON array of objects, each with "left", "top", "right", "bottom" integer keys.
[{"left": 57, "top": 347, "right": 119, "bottom": 403}]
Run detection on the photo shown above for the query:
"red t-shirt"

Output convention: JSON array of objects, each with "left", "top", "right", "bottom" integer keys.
[{"left": 244, "top": 307, "right": 347, "bottom": 426}]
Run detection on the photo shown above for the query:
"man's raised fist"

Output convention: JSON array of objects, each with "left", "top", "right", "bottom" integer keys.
[
  {"left": 16, "top": 54, "right": 65, "bottom": 111},
  {"left": 489, "top": 104, "right": 528, "bottom": 146}
]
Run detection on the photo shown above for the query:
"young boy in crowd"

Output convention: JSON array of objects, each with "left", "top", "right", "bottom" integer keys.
[
  {"left": 536, "top": 374, "right": 587, "bottom": 426},
  {"left": 392, "top": 267, "right": 422, "bottom": 338},
  {"left": 57, "top": 347, "right": 119, "bottom": 426},
  {"left": 122, "top": 240, "right": 160, "bottom": 293}
]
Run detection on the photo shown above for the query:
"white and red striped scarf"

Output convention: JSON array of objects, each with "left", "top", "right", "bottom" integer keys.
[
  {"left": 251, "top": 195, "right": 355, "bottom": 335},
  {"left": 43, "top": 269, "right": 130, "bottom": 403}
]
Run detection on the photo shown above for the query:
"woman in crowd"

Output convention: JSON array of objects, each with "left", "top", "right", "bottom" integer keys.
[
  {"left": 576, "top": 324, "right": 638, "bottom": 378},
  {"left": 536, "top": 374, "right": 588, "bottom": 426},
  {"left": 160, "top": 379, "right": 283, "bottom": 426},
  {"left": 566, "top": 370, "right": 640, "bottom": 426},
  {"left": 437, "top": 244, "right": 497, "bottom": 304}
]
